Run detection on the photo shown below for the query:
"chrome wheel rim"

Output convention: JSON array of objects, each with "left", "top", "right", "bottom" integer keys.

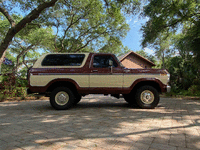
[
  {"left": 55, "top": 91, "right": 69, "bottom": 106},
  {"left": 140, "top": 90, "right": 154, "bottom": 104}
]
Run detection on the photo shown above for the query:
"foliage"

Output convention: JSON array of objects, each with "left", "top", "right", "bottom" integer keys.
[
  {"left": 188, "top": 85, "right": 200, "bottom": 96},
  {"left": 42, "top": 0, "right": 130, "bottom": 53},
  {"left": 141, "top": 0, "right": 200, "bottom": 65},
  {"left": 0, "top": 86, "right": 27, "bottom": 101},
  {"left": 0, "top": 0, "right": 141, "bottom": 59},
  {"left": 117, "top": 46, "right": 131, "bottom": 57},
  {"left": 0, "top": 74, "right": 27, "bottom": 101},
  {"left": 166, "top": 54, "right": 200, "bottom": 96},
  {"left": 135, "top": 49, "right": 156, "bottom": 64}
]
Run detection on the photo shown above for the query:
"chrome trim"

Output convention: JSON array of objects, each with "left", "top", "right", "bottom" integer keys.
[
  {"left": 36, "top": 73, "right": 124, "bottom": 75},
  {"left": 140, "top": 90, "right": 154, "bottom": 104},
  {"left": 34, "top": 73, "right": 160, "bottom": 76},
  {"left": 167, "top": 73, "right": 170, "bottom": 83},
  {"left": 55, "top": 91, "right": 69, "bottom": 106},
  {"left": 167, "top": 86, "right": 171, "bottom": 93}
]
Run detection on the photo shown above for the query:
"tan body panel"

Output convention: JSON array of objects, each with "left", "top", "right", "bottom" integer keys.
[
  {"left": 30, "top": 75, "right": 89, "bottom": 87},
  {"left": 89, "top": 74, "right": 123, "bottom": 87},
  {"left": 30, "top": 73, "right": 167, "bottom": 88},
  {"left": 123, "top": 74, "right": 166, "bottom": 87}
]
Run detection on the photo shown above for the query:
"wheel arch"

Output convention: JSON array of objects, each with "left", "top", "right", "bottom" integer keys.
[
  {"left": 130, "top": 78, "right": 163, "bottom": 94},
  {"left": 46, "top": 79, "right": 79, "bottom": 94}
]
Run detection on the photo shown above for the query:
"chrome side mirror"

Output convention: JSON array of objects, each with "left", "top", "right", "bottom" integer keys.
[{"left": 109, "top": 60, "right": 113, "bottom": 66}]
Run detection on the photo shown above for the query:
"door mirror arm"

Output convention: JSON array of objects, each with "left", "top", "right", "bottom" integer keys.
[{"left": 108, "top": 60, "right": 113, "bottom": 74}]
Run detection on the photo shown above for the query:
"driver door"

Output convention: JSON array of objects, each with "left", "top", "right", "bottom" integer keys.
[{"left": 89, "top": 54, "right": 123, "bottom": 88}]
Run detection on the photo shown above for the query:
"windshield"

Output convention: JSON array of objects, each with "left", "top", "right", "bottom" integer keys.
[{"left": 113, "top": 55, "right": 125, "bottom": 67}]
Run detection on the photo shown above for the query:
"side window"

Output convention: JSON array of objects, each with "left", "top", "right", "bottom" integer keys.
[
  {"left": 93, "top": 55, "right": 118, "bottom": 68},
  {"left": 42, "top": 54, "right": 85, "bottom": 66}
]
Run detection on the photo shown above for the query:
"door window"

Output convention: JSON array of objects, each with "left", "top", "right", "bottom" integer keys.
[{"left": 93, "top": 55, "right": 118, "bottom": 68}]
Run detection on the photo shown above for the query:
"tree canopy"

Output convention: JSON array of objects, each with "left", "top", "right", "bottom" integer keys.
[
  {"left": 141, "top": 0, "right": 200, "bottom": 63},
  {"left": 0, "top": 0, "right": 141, "bottom": 58}
]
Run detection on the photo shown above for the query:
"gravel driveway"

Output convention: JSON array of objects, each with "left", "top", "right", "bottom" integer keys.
[{"left": 0, "top": 95, "right": 200, "bottom": 150}]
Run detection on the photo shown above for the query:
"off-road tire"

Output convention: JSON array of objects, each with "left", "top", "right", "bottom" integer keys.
[
  {"left": 50, "top": 87, "right": 75, "bottom": 110},
  {"left": 135, "top": 86, "right": 159, "bottom": 109}
]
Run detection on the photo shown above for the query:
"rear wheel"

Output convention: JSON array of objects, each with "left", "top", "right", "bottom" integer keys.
[
  {"left": 50, "top": 87, "right": 75, "bottom": 110},
  {"left": 135, "top": 86, "right": 159, "bottom": 109}
]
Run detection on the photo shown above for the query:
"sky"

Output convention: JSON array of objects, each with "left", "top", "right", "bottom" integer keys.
[{"left": 122, "top": 16, "right": 154, "bottom": 55}]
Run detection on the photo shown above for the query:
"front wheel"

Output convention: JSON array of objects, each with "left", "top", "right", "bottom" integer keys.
[
  {"left": 135, "top": 86, "right": 160, "bottom": 109},
  {"left": 50, "top": 87, "right": 75, "bottom": 110}
]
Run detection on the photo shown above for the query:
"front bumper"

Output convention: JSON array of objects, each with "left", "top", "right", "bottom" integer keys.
[{"left": 167, "top": 86, "right": 171, "bottom": 93}]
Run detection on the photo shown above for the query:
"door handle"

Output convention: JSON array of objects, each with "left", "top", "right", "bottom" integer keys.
[
  {"left": 92, "top": 70, "right": 98, "bottom": 72},
  {"left": 125, "top": 70, "right": 130, "bottom": 73}
]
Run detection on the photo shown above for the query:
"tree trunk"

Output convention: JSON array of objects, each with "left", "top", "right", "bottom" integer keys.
[
  {"left": 0, "top": 0, "right": 58, "bottom": 58},
  {"left": 0, "top": 50, "right": 7, "bottom": 66},
  {"left": 0, "top": 50, "right": 7, "bottom": 74},
  {"left": 162, "top": 51, "right": 165, "bottom": 69}
]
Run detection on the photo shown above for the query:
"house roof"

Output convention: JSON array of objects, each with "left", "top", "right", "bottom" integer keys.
[{"left": 118, "top": 51, "right": 156, "bottom": 66}]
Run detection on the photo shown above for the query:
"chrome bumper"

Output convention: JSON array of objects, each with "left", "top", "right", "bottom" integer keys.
[{"left": 167, "top": 86, "right": 171, "bottom": 93}]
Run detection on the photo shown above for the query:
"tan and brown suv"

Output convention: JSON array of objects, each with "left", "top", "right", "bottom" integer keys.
[{"left": 27, "top": 53, "right": 170, "bottom": 110}]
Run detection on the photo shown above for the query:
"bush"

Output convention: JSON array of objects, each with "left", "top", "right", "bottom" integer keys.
[
  {"left": 166, "top": 55, "right": 199, "bottom": 95},
  {"left": 0, "top": 74, "right": 27, "bottom": 101},
  {"left": 165, "top": 84, "right": 200, "bottom": 97},
  {"left": 0, "top": 86, "right": 27, "bottom": 101},
  {"left": 193, "top": 78, "right": 200, "bottom": 86},
  {"left": 16, "top": 78, "right": 28, "bottom": 87},
  {"left": 188, "top": 85, "right": 200, "bottom": 96}
]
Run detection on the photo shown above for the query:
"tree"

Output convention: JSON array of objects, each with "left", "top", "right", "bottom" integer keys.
[
  {"left": 0, "top": 0, "right": 141, "bottom": 59},
  {"left": 11, "top": 27, "right": 54, "bottom": 74},
  {"left": 141, "top": 0, "right": 200, "bottom": 64},
  {"left": 117, "top": 46, "right": 131, "bottom": 57},
  {"left": 166, "top": 55, "right": 199, "bottom": 91},
  {"left": 153, "top": 32, "right": 174, "bottom": 69},
  {"left": 0, "top": 0, "right": 58, "bottom": 58},
  {"left": 46, "top": 0, "right": 129, "bottom": 53},
  {"left": 135, "top": 49, "right": 156, "bottom": 64},
  {"left": 0, "top": 13, "right": 54, "bottom": 76}
]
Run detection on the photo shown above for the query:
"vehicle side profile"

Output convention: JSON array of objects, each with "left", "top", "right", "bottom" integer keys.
[{"left": 27, "top": 53, "right": 171, "bottom": 110}]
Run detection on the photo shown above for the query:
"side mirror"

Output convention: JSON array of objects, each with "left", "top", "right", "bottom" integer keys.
[{"left": 109, "top": 60, "right": 113, "bottom": 66}]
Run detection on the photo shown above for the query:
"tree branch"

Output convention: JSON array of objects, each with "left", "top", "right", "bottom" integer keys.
[
  {"left": 60, "top": 10, "right": 89, "bottom": 51},
  {"left": 0, "top": 0, "right": 58, "bottom": 58},
  {"left": 0, "top": 6, "right": 15, "bottom": 27},
  {"left": 54, "top": 18, "right": 60, "bottom": 51},
  {"left": 104, "top": 0, "right": 109, "bottom": 6},
  {"left": 18, "top": 59, "right": 37, "bottom": 68},
  {"left": 61, "top": 12, "right": 76, "bottom": 51},
  {"left": 22, "top": 51, "right": 29, "bottom": 69},
  {"left": 12, "top": 40, "right": 35, "bottom": 74}
]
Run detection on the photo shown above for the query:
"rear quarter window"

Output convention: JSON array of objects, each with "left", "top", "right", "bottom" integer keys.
[{"left": 41, "top": 54, "right": 85, "bottom": 66}]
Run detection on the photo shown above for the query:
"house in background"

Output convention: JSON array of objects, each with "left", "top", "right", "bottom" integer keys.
[{"left": 118, "top": 51, "right": 156, "bottom": 69}]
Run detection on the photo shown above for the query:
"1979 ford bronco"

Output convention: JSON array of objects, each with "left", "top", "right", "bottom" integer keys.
[{"left": 27, "top": 53, "right": 170, "bottom": 110}]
